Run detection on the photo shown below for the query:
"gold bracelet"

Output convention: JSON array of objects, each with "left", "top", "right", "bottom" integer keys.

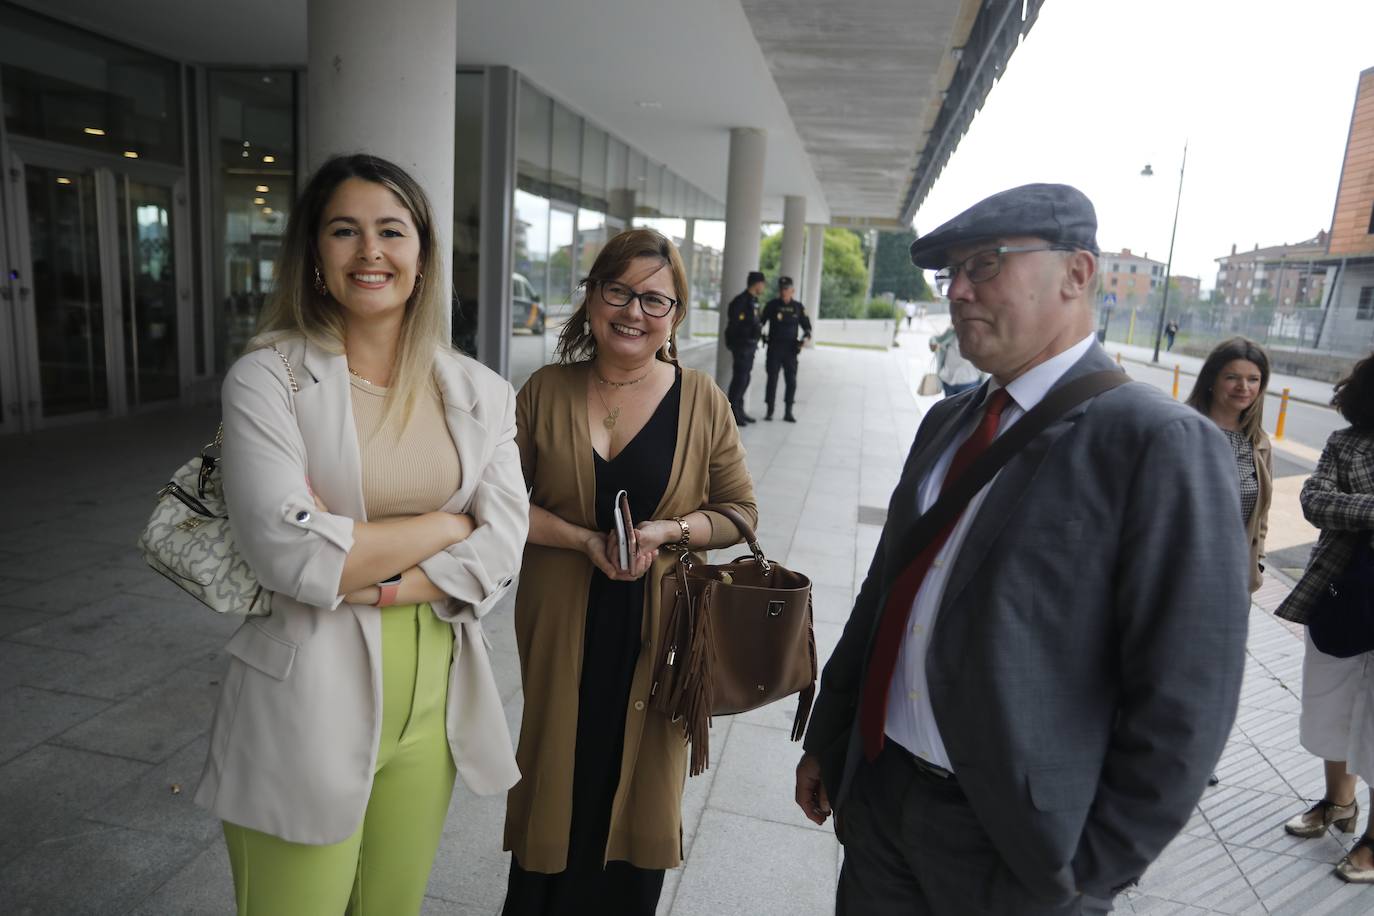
[{"left": 672, "top": 516, "right": 690, "bottom": 548}]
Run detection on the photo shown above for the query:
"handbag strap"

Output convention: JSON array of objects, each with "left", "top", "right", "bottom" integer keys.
[
  {"left": 701, "top": 503, "right": 771, "bottom": 572},
  {"left": 209, "top": 345, "right": 300, "bottom": 451},
  {"left": 891, "top": 369, "right": 1129, "bottom": 564}
]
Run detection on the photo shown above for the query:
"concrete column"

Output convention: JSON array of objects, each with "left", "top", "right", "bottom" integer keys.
[
  {"left": 477, "top": 66, "right": 518, "bottom": 376},
  {"left": 715, "top": 127, "right": 767, "bottom": 384},
  {"left": 680, "top": 217, "right": 696, "bottom": 337},
  {"left": 307, "top": 0, "right": 457, "bottom": 332},
  {"left": 780, "top": 195, "right": 806, "bottom": 287},
  {"left": 804, "top": 223, "right": 826, "bottom": 311}
]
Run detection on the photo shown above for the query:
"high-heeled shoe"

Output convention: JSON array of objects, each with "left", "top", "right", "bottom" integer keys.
[
  {"left": 1283, "top": 798, "right": 1359, "bottom": 838},
  {"left": 1336, "top": 835, "right": 1374, "bottom": 882}
]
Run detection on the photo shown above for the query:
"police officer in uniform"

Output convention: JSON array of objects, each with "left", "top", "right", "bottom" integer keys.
[
  {"left": 724, "top": 270, "right": 766, "bottom": 424},
  {"left": 761, "top": 275, "right": 812, "bottom": 422}
]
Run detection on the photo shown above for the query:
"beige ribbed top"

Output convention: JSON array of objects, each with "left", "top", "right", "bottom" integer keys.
[{"left": 349, "top": 375, "right": 462, "bottom": 520}]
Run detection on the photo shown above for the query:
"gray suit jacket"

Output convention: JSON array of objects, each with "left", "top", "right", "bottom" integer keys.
[{"left": 803, "top": 344, "right": 1250, "bottom": 905}]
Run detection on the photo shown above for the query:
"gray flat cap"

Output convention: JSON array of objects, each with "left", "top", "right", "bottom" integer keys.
[{"left": 909, "top": 183, "right": 1099, "bottom": 269}]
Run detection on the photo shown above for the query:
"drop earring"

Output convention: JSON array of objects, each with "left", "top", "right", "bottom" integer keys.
[
  {"left": 313, "top": 266, "right": 328, "bottom": 296},
  {"left": 583, "top": 319, "right": 591, "bottom": 336}
]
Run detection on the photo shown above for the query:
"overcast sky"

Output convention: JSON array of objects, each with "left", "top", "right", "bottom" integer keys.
[{"left": 912, "top": 0, "right": 1374, "bottom": 291}]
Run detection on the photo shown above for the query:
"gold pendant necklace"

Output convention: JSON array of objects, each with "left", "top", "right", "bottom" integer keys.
[
  {"left": 348, "top": 366, "right": 378, "bottom": 386},
  {"left": 594, "top": 382, "right": 621, "bottom": 430}
]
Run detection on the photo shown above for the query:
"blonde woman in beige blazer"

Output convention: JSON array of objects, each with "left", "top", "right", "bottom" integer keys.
[{"left": 194, "top": 154, "right": 526, "bottom": 916}]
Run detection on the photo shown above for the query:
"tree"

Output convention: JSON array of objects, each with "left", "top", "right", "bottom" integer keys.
[
  {"left": 758, "top": 227, "right": 870, "bottom": 318},
  {"left": 870, "top": 229, "right": 933, "bottom": 301}
]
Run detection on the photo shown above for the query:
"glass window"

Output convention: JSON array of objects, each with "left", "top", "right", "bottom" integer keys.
[
  {"left": 0, "top": 5, "right": 183, "bottom": 164},
  {"left": 208, "top": 70, "right": 296, "bottom": 373},
  {"left": 578, "top": 208, "right": 607, "bottom": 277},
  {"left": 627, "top": 149, "right": 646, "bottom": 211},
  {"left": 580, "top": 125, "right": 607, "bottom": 212},
  {"left": 452, "top": 70, "right": 485, "bottom": 357},
  {"left": 550, "top": 102, "right": 581, "bottom": 206},
  {"left": 1358, "top": 287, "right": 1374, "bottom": 321},
  {"left": 639, "top": 161, "right": 663, "bottom": 217},
  {"left": 511, "top": 189, "right": 550, "bottom": 385},
  {"left": 517, "top": 81, "right": 551, "bottom": 196},
  {"left": 607, "top": 136, "right": 631, "bottom": 223}
]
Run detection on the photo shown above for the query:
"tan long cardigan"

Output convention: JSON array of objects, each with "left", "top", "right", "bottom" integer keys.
[
  {"left": 503, "top": 362, "right": 758, "bottom": 873},
  {"left": 1248, "top": 432, "right": 1274, "bottom": 593}
]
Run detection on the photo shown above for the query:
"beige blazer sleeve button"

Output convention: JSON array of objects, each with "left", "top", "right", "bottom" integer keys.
[{"left": 633, "top": 700, "right": 645, "bottom": 711}]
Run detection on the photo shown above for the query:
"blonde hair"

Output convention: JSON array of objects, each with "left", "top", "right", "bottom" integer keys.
[
  {"left": 254, "top": 154, "right": 447, "bottom": 431},
  {"left": 554, "top": 227, "right": 689, "bottom": 364}
]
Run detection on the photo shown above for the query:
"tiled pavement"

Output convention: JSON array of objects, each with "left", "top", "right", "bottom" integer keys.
[{"left": 1, "top": 327, "right": 1372, "bottom": 914}]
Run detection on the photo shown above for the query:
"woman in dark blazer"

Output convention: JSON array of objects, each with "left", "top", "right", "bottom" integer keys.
[{"left": 1276, "top": 351, "right": 1374, "bottom": 882}]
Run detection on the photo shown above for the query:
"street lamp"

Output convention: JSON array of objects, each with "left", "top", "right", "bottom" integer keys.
[{"left": 1142, "top": 142, "right": 1188, "bottom": 363}]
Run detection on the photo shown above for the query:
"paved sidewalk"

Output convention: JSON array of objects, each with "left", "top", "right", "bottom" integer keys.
[{"left": 1, "top": 334, "right": 1371, "bottom": 914}]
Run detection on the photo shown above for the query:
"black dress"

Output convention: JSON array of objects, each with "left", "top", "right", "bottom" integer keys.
[{"left": 504, "top": 370, "right": 681, "bottom": 916}]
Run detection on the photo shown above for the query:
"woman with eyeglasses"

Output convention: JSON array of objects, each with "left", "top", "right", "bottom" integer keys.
[{"left": 501, "top": 228, "right": 757, "bottom": 915}]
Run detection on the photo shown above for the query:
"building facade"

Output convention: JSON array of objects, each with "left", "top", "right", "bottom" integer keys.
[
  {"left": 1318, "top": 66, "right": 1374, "bottom": 354},
  {"left": 0, "top": 0, "right": 1041, "bottom": 434},
  {"left": 1097, "top": 248, "right": 1166, "bottom": 311}
]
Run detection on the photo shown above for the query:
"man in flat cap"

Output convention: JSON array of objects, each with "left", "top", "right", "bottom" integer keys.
[
  {"left": 724, "top": 270, "right": 768, "bottom": 425},
  {"left": 760, "top": 275, "right": 812, "bottom": 422},
  {"left": 795, "top": 183, "right": 1248, "bottom": 914}
]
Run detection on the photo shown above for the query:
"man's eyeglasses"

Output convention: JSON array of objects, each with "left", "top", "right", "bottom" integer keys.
[
  {"left": 934, "top": 245, "right": 1074, "bottom": 286},
  {"left": 594, "top": 280, "right": 679, "bottom": 318}
]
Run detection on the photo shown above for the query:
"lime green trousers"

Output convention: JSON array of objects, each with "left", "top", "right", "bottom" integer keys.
[{"left": 223, "top": 603, "right": 456, "bottom": 916}]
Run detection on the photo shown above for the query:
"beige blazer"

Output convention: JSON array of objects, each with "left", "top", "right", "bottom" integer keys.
[
  {"left": 194, "top": 334, "right": 527, "bottom": 845},
  {"left": 1248, "top": 432, "right": 1274, "bottom": 593}
]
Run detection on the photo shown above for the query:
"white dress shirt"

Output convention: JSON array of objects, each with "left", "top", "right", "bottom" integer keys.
[{"left": 884, "top": 335, "right": 1097, "bottom": 769}]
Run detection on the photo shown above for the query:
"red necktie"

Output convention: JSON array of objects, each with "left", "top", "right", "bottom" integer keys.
[{"left": 858, "top": 387, "right": 1012, "bottom": 761}]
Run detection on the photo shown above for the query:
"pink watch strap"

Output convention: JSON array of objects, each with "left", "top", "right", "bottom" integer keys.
[{"left": 374, "top": 582, "right": 401, "bottom": 607}]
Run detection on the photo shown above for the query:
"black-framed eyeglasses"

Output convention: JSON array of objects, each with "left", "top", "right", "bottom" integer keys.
[
  {"left": 594, "top": 280, "right": 679, "bottom": 318},
  {"left": 934, "top": 245, "right": 1074, "bottom": 286}
]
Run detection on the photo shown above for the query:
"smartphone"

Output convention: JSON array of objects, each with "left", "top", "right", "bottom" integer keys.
[{"left": 614, "top": 490, "right": 634, "bottom": 570}]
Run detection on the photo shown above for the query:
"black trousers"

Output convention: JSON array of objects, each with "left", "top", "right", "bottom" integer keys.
[
  {"left": 836, "top": 745, "right": 1112, "bottom": 916},
  {"left": 764, "top": 346, "right": 798, "bottom": 407},
  {"left": 727, "top": 345, "right": 756, "bottom": 409}
]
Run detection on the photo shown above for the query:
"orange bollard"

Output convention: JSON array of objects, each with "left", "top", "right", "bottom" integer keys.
[
  {"left": 1115, "top": 352, "right": 1122, "bottom": 365},
  {"left": 1275, "top": 387, "right": 1291, "bottom": 440},
  {"left": 1172, "top": 365, "right": 1180, "bottom": 400}
]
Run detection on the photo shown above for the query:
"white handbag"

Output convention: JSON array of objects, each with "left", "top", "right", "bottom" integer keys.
[
  {"left": 918, "top": 355, "right": 942, "bottom": 396},
  {"left": 138, "top": 346, "right": 298, "bottom": 616}
]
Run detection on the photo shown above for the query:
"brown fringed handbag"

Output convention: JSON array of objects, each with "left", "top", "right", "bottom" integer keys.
[{"left": 650, "top": 504, "right": 816, "bottom": 775}]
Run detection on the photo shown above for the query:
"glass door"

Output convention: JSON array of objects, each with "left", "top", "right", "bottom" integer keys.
[
  {"left": 116, "top": 177, "right": 180, "bottom": 406},
  {"left": 15, "top": 162, "right": 111, "bottom": 419},
  {"left": 6, "top": 145, "right": 187, "bottom": 430}
]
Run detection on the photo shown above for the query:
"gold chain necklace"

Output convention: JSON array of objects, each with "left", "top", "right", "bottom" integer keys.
[
  {"left": 348, "top": 366, "right": 380, "bottom": 386},
  {"left": 594, "top": 367, "right": 650, "bottom": 389}
]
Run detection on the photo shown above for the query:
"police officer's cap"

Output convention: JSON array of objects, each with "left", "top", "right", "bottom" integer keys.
[
  {"left": 747, "top": 271, "right": 766, "bottom": 286},
  {"left": 908, "top": 183, "right": 1099, "bottom": 270},
  {"left": 778, "top": 276, "right": 794, "bottom": 289}
]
